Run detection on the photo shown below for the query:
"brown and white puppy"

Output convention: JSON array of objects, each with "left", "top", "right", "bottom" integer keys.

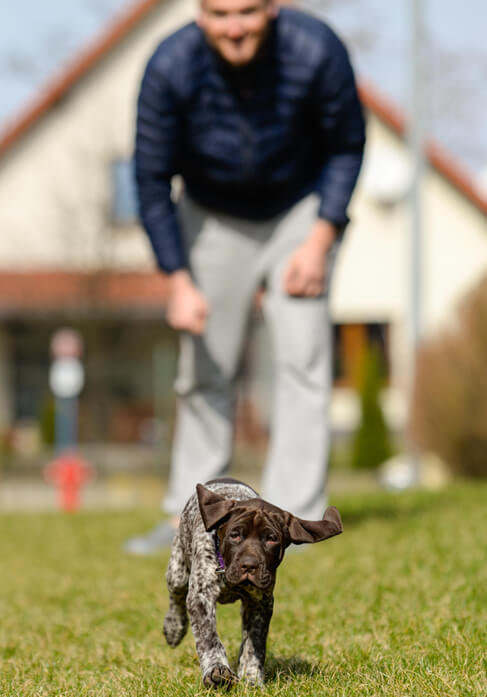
[{"left": 163, "top": 478, "right": 342, "bottom": 688}]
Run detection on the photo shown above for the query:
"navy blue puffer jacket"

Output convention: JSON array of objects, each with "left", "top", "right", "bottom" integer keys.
[{"left": 135, "top": 7, "right": 365, "bottom": 273}]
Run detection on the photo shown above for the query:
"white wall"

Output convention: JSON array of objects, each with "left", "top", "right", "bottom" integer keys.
[{"left": 332, "top": 116, "right": 487, "bottom": 383}]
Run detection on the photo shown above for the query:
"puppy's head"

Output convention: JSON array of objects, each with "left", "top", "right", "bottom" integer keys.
[{"left": 196, "top": 484, "right": 343, "bottom": 591}]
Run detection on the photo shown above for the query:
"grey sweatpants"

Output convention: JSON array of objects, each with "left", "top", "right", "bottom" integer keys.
[{"left": 163, "top": 193, "right": 338, "bottom": 520}]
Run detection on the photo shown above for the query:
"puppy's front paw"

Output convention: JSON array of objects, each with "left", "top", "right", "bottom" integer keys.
[{"left": 203, "top": 663, "right": 239, "bottom": 689}]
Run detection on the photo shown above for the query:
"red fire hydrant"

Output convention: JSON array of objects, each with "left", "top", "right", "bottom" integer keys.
[{"left": 44, "top": 452, "right": 94, "bottom": 512}]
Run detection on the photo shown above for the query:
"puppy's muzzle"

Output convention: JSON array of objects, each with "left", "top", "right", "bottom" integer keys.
[
  {"left": 227, "top": 557, "right": 272, "bottom": 589},
  {"left": 238, "top": 556, "right": 259, "bottom": 582}
]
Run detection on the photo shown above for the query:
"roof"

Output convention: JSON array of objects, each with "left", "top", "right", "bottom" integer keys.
[
  {"left": 0, "top": 0, "right": 161, "bottom": 155},
  {"left": 302, "top": 0, "right": 487, "bottom": 181},
  {"left": 0, "top": 271, "right": 168, "bottom": 317},
  {"left": 358, "top": 81, "right": 487, "bottom": 217},
  {"left": 1, "top": 0, "right": 486, "bottom": 218}
]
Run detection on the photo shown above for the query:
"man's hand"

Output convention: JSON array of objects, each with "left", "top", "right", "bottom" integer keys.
[
  {"left": 283, "top": 219, "right": 337, "bottom": 297},
  {"left": 166, "top": 270, "right": 209, "bottom": 335}
]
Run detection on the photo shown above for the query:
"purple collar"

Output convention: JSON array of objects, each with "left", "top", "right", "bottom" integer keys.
[{"left": 212, "top": 530, "right": 225, "bottom": 575}]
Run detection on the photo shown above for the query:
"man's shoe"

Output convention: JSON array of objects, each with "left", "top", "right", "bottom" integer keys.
[{"left": 123, "top": 521, "right": 176, "bottom": 556}]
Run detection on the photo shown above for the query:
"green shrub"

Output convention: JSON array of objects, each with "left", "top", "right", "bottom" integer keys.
[
  {"left": 350, "top": 345, "right": 394, "bottom": 470},
  {"left": 39, "top": 396, "right": 56, "bottom": 447},
  {"left": 410, "top": 274, "right": 487, "bottom": 478}
]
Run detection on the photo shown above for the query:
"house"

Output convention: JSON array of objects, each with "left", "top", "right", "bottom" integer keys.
[
  {"left": 0, "top": 0, "right": 196, "bottom": 447},
  {"left": 1, "top": 0, "right": 486, "bottom": 450}
]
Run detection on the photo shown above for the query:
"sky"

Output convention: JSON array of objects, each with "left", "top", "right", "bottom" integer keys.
[
  {"left": 0, "top": 0, "right": 134, "bottom": 126},
  {"left": 302, "top": 0, "right": 487, "bottom": 182},
  {"left": 1, "top": 0, "right": 487, "bottom": 184}
]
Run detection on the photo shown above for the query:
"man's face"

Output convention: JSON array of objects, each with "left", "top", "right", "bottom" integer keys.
[{"left": 198, "top": 0, "right": 277, "bottom": 67}]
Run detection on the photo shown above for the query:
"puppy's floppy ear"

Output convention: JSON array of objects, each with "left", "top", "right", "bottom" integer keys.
[
  {"left": 288, "top": 506, "right": 343, "bottom": 544},
  {"left": 196, "top": 484, "right": 236, "bottom": 531}
]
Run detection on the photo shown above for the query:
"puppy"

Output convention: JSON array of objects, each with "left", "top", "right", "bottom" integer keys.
[{"left": 163, "top": 478, "right": 342, "bottom": 687}]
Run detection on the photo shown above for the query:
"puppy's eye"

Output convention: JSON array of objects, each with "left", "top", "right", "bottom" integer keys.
[
  {"left": 265, "top": 533, "right": 279, "bottom": 545},
  {"left": 229, "top": 530, "right": 242, "bottom": 542}
]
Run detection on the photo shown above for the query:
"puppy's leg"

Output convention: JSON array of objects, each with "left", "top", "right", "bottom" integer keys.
[
  {"left": 163, "top": 533, "right": 189, "bottom": 647},
  {"left": 238, "top": 595, "right": 274, "bottom": 685},
  {"left": 187, "top": 570, "right": 238, "bottom": 688}
]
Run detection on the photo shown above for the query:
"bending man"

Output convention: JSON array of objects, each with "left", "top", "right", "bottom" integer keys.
[{"left": 126, "top": 0, "right": 365, "bottom": 553}]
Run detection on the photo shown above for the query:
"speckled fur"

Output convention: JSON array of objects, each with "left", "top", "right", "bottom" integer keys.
[
  {"left": 163, "top": 480, "right": 272, "bottom": 687},
  {"left": 163, "top": 478, "right": 343, "bottom": 688}
]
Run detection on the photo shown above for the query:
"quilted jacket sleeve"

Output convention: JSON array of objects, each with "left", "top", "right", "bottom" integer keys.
[
  {"left": 314, "top": 32, "right": 366, "bottom": 231},
  {"left": 135, "top": 50, "right": 185, "bottom": 273}
]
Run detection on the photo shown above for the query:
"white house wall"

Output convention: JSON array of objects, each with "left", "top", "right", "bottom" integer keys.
[
  {"left": 332, "top": 116, "right": 487, "bottom": 379},
  {"left": 1, "top": 0, "right": 485, "bottom": 328},
  {"left": 423, "top": 170, "right": 487, "bottom": 331},
  {"left": 326, "top": 116, "right": 487, "bottom": 430}
]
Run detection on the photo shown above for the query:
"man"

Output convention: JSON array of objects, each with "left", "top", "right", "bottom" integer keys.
[{"left": 125, "top": 0, "right": 365, "bottom": 554}]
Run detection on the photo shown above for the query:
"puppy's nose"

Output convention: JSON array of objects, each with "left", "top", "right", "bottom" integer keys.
[{"left": 240, "top": 557, "right": 259, "bottom": 574}]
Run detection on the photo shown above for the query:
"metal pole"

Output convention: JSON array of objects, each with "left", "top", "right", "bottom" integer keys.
[
  {"left": 410, "top": 0, "right": 425, "bottom": 346},
  {"left": 408, "top": 0, "right": 426, "bottom": 477},
  {"left": 55, "top": 396, "right": 78, "bottom": 452}
]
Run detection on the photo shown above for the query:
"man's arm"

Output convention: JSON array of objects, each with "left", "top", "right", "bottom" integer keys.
[
  {"left": 313, "top": 28, "right": 366, "bottom": 231},
  {"left": 165, "top": 270, "right": 209, "bottom": 335},
  {"left": 135, "top": 50, "right": 185, "bottom": 273},
  {"left": 283, "top": 218, "right": 337, "bottom": 297},
  {"left": 135, "top": 50, "right": 209, "bottom": 333},
  {"left": 284, "top": 29, "right": 365, "bottom": 297}
]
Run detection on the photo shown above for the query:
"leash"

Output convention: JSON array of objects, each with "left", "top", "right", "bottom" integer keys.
[{"left": 212, "top": 530, "right": 225, "bottom": 575}]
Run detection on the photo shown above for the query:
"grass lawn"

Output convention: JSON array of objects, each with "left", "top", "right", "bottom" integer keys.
[{"left": 1, "top": 481, "right": 486, "bottom": 697}]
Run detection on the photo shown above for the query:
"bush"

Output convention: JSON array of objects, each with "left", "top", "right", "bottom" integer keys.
[
  {"left": 350, "top": 345, "right": 394, "bottom": 470},
  {"left": 410, "top": 274, "right": 487, "bottom": 478},
  {"left": 39, "top": 396, "right": 56, "bottom": 447}
]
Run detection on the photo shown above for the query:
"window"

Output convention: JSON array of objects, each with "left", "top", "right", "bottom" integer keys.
[
  {"left": 333, "top": 323, "right": 390, "bottom": 386},
  {"left": 111, "top": 158, "right": 138, "bottom": 225}
]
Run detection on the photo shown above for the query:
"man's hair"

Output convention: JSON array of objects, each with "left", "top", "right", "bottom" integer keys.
[{"left": 200, "top": 0, "right": 272, "bottom": 5}]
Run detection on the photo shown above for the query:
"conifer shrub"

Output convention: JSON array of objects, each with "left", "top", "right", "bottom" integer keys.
[
  {"left": 39, "top": 396, "right": 56, "bottom": 447},
  {"left": 350, "top": 344, "right": 394, "bottom": 470}
]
